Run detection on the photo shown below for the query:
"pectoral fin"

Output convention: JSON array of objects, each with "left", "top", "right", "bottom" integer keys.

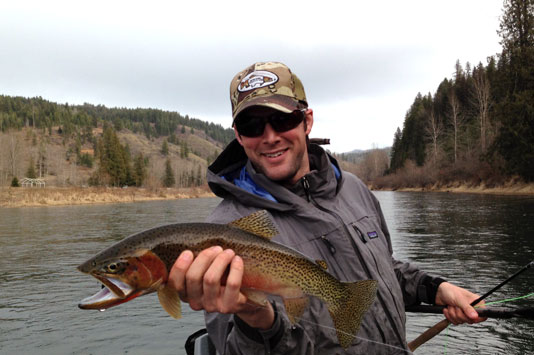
[
  {"left": 242, "top": 288, "right": 269, "bottom": 307},
  {"left": 157, "top": 285, "right": 182, "bottom": 319}
]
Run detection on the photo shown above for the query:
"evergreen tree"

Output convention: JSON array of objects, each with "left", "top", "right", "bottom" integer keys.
[
  {"left": 26, "top": 157, "right": 37, "bottom": 178},
  {"left": 93, "top": 124, "right": 133, "bottom": 186},
  {"left": 11, "top": 177, "right": 20, "bottom": 187},
  {"left": 162, "top": 159, "right": 175, "bottom": 187},
  {"left": 161, "top": 139, "right": 169, "bottom": 156},
  {"left": 180, "top": 141, "right": 189, "bottom": 159},
  {"left": 133, "top": 153, "right": 147, "bottom": 187},
  {"left": 395, "top": 93, "right": 427, "bottom": 167},
  {"left": 494, "top": 0, "right": 534, "bottom": 180},
  {"left": 389, "top": 127, "right": 403, "bottom": 172}
]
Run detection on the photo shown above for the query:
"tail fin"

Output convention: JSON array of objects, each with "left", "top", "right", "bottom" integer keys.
[{"left": 327, "top": 279, "right": 378, "bottom": 349}]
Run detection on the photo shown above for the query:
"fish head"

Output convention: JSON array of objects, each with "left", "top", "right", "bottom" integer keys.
[{"left": 77, "top": 249, "right": 168, "bottom": 310}]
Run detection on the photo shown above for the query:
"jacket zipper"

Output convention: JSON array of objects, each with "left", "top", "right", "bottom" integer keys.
[
  {"left": 300, "top": 176, "right": 406, "bottom": 349},
  {"left": 353, "top": 224, "right": 367, "bottom": 244}
]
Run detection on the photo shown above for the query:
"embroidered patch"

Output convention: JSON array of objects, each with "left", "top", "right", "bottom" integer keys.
[
  {"left": 367, "top": 231, "right": 378, "bottom": 239},
  {"left": 238, "top": 71, "right": 278, "bottom": 92}
]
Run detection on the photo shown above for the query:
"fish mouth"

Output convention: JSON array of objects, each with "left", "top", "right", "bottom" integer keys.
[{"left": 78, "top": 275, "right": 136, "bottom": 310}]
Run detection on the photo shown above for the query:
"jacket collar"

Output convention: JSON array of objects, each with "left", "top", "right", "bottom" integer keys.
[{"left": 207, "top": 139, "right": 343, "bottom": 210}]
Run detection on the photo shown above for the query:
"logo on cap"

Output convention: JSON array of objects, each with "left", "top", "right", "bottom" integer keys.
[{"left": 237, "top": 71, "right": 278, "bottom": 92}]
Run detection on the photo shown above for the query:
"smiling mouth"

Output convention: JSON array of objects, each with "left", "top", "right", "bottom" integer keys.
[{"left": 263, "top": 149, "right": 287, "bottom": 158}]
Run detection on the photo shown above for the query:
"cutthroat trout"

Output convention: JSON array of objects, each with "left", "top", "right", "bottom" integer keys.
[{"left": 78, "top": 210, "right": 377, "bottom": 348}]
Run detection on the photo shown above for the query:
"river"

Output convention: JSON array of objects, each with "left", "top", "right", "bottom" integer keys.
[{"left": 1, "top": 192, "right": 533, "bottom": 354}]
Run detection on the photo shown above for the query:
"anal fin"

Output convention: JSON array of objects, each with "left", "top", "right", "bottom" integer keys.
[
  {"left": 283, "top": 297, "right": 309, "bottom": 324},
  {"left": 157, "top": 284, "right": 182, "bottom": 319}
]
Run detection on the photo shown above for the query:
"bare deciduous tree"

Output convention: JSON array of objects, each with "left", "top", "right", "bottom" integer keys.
[
  {"left": 358, "top": 147, "right": 389, "bottom": 182},
  {"left": 472, "top": 65, "right": 492, "bottom": 152},
  {"left": 37, "top": 138, "right": 48, "bottom": 178},
  {"left": 8, "top": 134, "right": 20, "bottom": 177},
  {"left": 425, "top": 109, "right": 443, "bottom": 166},
  {"left": 448, "top": 89, "right": 463, "bottom": 163}
]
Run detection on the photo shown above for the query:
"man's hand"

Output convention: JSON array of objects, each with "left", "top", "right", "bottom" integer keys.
[
  {"left": 167, "top": 246, "right": 275, "bottom": 330},
  {"left": 435, "top": 282, "right": 487, "bottom": 325}
]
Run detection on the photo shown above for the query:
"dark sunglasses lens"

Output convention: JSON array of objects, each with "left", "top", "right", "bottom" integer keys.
[
  {"left": 235, "top": 116, "right": 265, "bottom": 137},
  {"left": 235, "top": 109, "right": 305, "bottom": 137},
  {"left": 269, "top": 110, "right": 304, "bottom": 132}
]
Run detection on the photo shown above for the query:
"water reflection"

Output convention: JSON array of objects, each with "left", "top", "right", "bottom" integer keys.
[
  {"left": 0, "top": 198, "right": 220, "bottom": 354},
  {"left": 375, "top": 191, "right": 534, "bottom": 354}
]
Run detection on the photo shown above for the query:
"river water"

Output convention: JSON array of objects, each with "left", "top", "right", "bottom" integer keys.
[{"left": 1, "top": 192, "right": 533, "bottom": 354}]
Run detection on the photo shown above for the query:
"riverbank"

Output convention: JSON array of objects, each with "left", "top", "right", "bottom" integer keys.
[
  {"left": 2, "top": 180, "right": 533, "bottom": 208},
  {"left": 0, "top": 186, "right": 215, "bottom": 208},
  {"left": 371, "top": 180, "right": 534, "bottom": 196}
]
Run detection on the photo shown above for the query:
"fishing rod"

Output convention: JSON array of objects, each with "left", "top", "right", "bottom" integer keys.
[
  {"left": 406, "top": 305, "right": 534, "bottom": 320},
  {"left": 408, "top": 260, "right": 534, "bottom": 352}
]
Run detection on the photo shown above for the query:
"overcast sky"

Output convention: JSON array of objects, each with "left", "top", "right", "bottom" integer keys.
[{"left": 1, "top": 0, "right": 504, "bottom": 153}]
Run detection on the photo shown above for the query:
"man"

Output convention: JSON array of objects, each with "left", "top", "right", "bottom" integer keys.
[{"left": 168, "top": 62, "right": 484, "bottom": 354}]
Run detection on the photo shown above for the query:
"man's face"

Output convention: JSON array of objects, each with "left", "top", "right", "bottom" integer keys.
[{"left": 234, "top": 106, "right": 314, "bottom": 186}]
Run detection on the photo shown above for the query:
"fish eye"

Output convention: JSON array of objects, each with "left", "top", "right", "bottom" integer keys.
[{"left": 105, "top": 262, "right": 126, "bottom": 273}]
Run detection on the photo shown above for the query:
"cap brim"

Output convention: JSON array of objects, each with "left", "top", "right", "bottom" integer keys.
[{"left": 233, "top": 94, "right": 300, "bottom": 121}]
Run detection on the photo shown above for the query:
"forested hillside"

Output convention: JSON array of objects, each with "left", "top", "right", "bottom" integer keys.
[
  {"left": 382, "top": 0, "right": 534, "bottom": 188},
  {"left": 0, "top": 97, "right": 234, "bottom": 188}
]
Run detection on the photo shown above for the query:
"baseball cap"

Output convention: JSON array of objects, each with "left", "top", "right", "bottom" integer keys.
[{"left": 230, "top": 62, "right": 308, "bottom": 123}]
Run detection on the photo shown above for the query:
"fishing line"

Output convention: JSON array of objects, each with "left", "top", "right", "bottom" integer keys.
[
  {"left": 440, "top": 291, "right": 534, "bottom": 354},
  {"left": 294, "top": 316, "right": 414, "bottom": 354},
  {"left": 243, "top": 299, "right": 414, "bottom": 352},
  {"left": 480, "top": 292, "right": 534, "bottom": 307},
  {"left": 249, "top": 292, "right": 533, "bottom": 353}
]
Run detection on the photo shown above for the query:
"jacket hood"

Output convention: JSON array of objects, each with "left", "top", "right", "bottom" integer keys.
[{"left": 207, "top": 139, "right": 343, "bottom": 212}]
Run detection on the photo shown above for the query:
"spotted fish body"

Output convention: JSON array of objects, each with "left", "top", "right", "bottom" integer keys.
[{"left": 78, "top": 210, "right": 377, "bottom": 349}]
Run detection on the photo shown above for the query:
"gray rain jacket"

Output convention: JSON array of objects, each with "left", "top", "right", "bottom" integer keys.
[{"left": 204, "top": 140, "right": 442, "bottom": 355}]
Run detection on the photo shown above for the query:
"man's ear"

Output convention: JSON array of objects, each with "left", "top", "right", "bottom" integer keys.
[
  {"left": 234, "top": 126, "right": 244, "bottom": 145},
  {"left": 304, "top": 108, "right": 314, "bottom": 135}
]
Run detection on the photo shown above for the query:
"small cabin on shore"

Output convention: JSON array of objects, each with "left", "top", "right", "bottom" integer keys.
[{"left": 21, "top": 178, "right": 46, "bottom": 188}]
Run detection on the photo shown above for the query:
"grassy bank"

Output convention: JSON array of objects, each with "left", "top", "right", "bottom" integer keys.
[
  {"left": 3, "top": 180, "right": 532, "bottom": 209},
  {"left": 0, "top": 186, "right": 215, "bottom": 208},
  {"left": 371, "top": 180, "right": 534, "bottom": 196}
]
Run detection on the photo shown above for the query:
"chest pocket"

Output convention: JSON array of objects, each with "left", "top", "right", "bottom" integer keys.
[{"left": 351, "top": 215, "right": 391, "bottom": 255}]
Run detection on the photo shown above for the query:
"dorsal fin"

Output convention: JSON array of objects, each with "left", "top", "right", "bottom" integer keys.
[{"left": 228, "top": 210, "right": 278, "bottom": 240}]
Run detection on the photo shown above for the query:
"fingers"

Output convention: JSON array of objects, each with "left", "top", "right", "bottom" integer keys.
[
  {"left": 186, "top": 246, "right": 225, "bottom": 310},
  {"left": 203, "top": 249, "right": 237, "bottom": 312},
  {"left": 168, "top": 250, "right": 194, "bottom": 301},
  {"left": 444, "top": 306, "right": 471, "bottom": 325},
  {"left": 221, "top": 255, "right": 248, "bottom": 312},
  {"left": 444, "top": 302, "right": 487, "bottom": 325},
  {"left": 167, "top": 246, "right": 247, "bottom": 314}
]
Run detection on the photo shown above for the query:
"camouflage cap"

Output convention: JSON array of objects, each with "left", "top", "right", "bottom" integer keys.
[{"left": 230, "top": 62, "right": 307, "bottom": 123}]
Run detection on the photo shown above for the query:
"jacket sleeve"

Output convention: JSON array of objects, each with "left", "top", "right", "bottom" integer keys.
[
  {"left": 371, "top": 193, "right": 446, "bottom": 306},
  {"left": 205, "top": 300, "right": 316, "bottom": 355}
]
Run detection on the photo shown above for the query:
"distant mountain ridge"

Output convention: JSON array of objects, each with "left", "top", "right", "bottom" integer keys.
[{"left": 0, "top": 94, "right": 235, "bottom": 145}]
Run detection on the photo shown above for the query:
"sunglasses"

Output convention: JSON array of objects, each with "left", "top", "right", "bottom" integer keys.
[{"left": 234, "top": 108, "right": 307, "bottom": 137}]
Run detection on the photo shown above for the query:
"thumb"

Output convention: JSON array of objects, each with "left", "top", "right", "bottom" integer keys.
[{"left": 462, "top": 304, "right": 479, "bottom": 320}]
